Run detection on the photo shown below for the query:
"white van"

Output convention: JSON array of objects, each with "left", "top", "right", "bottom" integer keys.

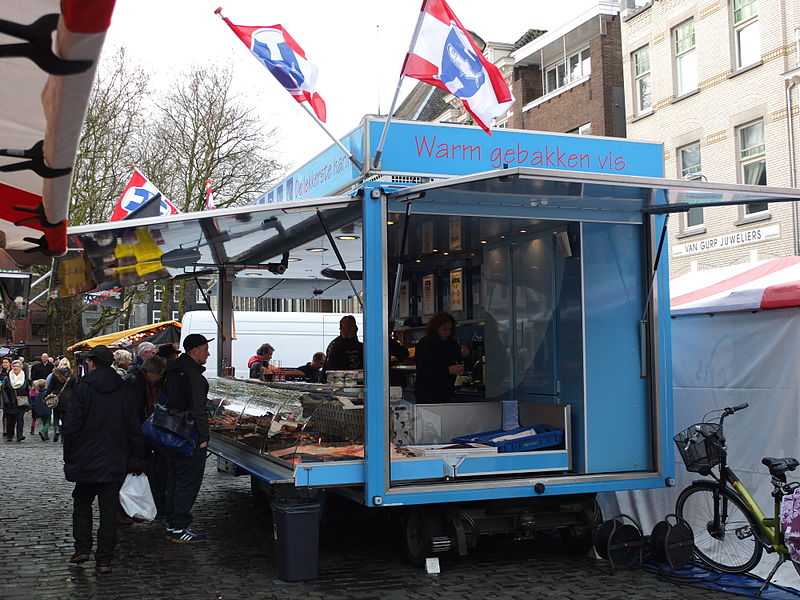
[{"left": 179, "top": 311, "right": 363, "bottom": 378}]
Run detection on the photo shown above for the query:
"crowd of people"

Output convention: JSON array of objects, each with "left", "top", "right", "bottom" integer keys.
[
  {"left": 0, "top": 337, "right": 214, "bottom": 575},
  {"left": 0, "top": 311, "right": 469, "bottom": 577}
]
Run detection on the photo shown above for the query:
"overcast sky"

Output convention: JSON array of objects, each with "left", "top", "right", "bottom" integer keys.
[{"left": 104, "top": 0, "right": 598, "bottom": 175}]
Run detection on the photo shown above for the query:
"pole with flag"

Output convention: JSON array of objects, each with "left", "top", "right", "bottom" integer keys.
[
  {"left": 215, "top": 7, "right": 362, "bottom": 171},
  {"left": 110, "top": 165, "right": 180, "bottom": 222},
  {"left": 205, "top": 179, "right": 217, "bottom": 210},
  {"left": 373, "top": 0, "right": 515, "bottom": 169}
]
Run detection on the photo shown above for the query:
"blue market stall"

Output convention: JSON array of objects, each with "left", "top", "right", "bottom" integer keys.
[{"left": 49, "top": 117, "right": 800, "bottom": 573}]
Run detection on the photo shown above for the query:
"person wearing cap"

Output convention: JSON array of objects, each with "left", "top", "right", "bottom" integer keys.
[
  {"left": 161, "top": 333, "right": 213, "bottom": 543},
  {"left": 62, "top": 344, "right": 144, "bottom": 574},
  {"left": 156, "top": 344, "right": 179, "bottom": 363}
]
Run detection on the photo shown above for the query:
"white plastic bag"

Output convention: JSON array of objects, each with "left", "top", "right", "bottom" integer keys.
[{"left": 119, "top": 473, "right": 157, "bottom": 522}]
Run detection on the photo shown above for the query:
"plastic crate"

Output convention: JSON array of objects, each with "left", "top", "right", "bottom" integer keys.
[{"left": 454, "top": 425, "right": 564, "bottom": 453}]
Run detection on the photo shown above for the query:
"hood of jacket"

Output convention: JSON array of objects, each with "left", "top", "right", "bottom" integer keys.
[
  {"left": 82, "top": 365, "right": 125, "bottom": 394},
  {"left": 166, "top": 353, "right": 206, "bottom": 375},
  {"left": 247, "top": 355, "right": 264, "bottom": 368}
]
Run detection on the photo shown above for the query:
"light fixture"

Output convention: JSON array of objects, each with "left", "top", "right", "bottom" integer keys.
[
  {"left": 245, "top": 272, "right": 263, "bottom": 277},
  {"left": 287, "top": 257, "right": 302, "bottom": 262},
  {"left": 480, "top": 240, "right": 487, "bottom": 244},
  {"left": 415, "top": 259, "right": 421, "bottom": 263},
  {"left": 387, "top": 220, "right": 395, "bottom": 225},
  {"left": 306, "top": 247, "right": 327, "bottom": 252},
  {"left": 336, "top": 235, "right": 359, "bottom": 241},
  {"left": 519, "top": 229, "right": 528, "bottom": 233}
]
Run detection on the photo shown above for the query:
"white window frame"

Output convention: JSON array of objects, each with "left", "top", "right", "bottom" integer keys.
[
  {"left": 545, "top": 46, "right": 591, "bottom": 95},
  {"left": 153, "top": 285, "right": 163, "bottom": 303},
  {"left": 679, "top": 142, "right": 704, "bottom": 228},
  {"left": 738, "top": 119, "right": 767, "bottom": 214},
  {"left": 673, "top": 20, "right": 697, "bottom": 96},
  {"left": 632, "top": 46, "right": 651, "bottom": 114},
  {"left": 171, "top": 311, "right": 180, "bottom": 322},
  {"left": 196, "top": 287, "right": 206, "bottom": 304},
  {"left": 732, "top": 0, "right": 760, "bottom": 69},
  {"left": 152, "top": 309, "right": 161, "bottom": 323}
]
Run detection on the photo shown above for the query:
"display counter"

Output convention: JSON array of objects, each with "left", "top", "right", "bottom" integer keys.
[{"left": 208, "top": 376, "right": 571, "bottom": 488}]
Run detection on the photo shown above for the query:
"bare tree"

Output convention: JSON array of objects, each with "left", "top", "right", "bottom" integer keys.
[{"left": 137, "top": 63, "right": 283, "bottom": 212}]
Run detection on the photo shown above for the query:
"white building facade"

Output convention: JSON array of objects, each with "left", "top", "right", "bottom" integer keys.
[{"left": 621, "top": 0, "right": 800, "bottom": 274}]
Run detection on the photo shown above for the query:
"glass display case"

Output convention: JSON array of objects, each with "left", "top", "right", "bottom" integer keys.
[{"left": 208, "top": 377, "right": 365, "bottom": 467}]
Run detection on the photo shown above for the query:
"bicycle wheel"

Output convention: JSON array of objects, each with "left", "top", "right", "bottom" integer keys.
[{"left": 676, "top": 483, "right": 763, "bottom": 573}]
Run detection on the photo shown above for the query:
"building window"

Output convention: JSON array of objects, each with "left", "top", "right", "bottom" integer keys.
[
  {"left": 153, "top": 285, "right": 163, "bottom": 303},
  {"left": 545, "top": 47, "right": 590, "bottom": 94},
  {"left": 738, "top": 119, "right": 767, "bottom": 214},
  {"left": 152, "top": 310, "right": 161, "bottom": 322},
  {"left": 196, "top": 287, "right": 206, "bottom": 304},
  {"left": 172, "top": 311, "right": 180, "bottom": 321},
  {"left": 673, "top": 20, "right": 697, "bottom": 96},
  {"left": 733, "top": 0, "right": 760, "bottom": 68},
  {"left": 679, "top": 143, "right": 703, "bottom": 228},
  {"left": 633, "top": 46, "right": 651, "bottom": 114}
]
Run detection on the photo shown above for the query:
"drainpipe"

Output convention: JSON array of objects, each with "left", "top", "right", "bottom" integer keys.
[{"left": 789, "top": 76, "right": 799, "bottom": 255}]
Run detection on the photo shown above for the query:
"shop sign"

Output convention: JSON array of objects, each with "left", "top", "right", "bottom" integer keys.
[{"left": 671, "top": 224, "right": 780, "bottom": 257}]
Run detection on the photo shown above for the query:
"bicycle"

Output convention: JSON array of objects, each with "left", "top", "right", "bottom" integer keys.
[{"left": 674, "top": 402, "right": 800, "bottom": 590}]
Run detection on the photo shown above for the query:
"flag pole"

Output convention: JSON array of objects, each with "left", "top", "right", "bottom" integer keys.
[
  {"left": 298, "top": 102, "right": 363, "bottom": 171},
  {"left": 372, "top": 0, "right": 430, "bottom": 170}
]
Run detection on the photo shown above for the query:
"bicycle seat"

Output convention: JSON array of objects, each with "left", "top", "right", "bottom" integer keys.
[{"left": 762, "top": 457, "right": 799, "bottom": 478}]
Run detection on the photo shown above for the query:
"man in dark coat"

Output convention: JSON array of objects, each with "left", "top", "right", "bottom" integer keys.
[
  {"left": 323, "top": 315, "right": 363, "bottom": 375},
  {"left": 62, "top": 345, "right": 143, "bottom": 574},
  {"left": 161, "top": 333, "right": 212, "bottom": 543},
  {"left": 30, "top": 352, "right": 53, "bottom": 381}
]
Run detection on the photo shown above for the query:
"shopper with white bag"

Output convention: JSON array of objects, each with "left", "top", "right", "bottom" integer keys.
[{"left": 62, "top": 345, "right": 144, "bottom": 575}]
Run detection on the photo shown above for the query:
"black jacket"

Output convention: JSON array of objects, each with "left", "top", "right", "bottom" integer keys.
[
  {"left": 62, "top": 365, "right": 143, "bottom": 483},
  {"left": 414, "top": 336, "right": 461, "bottom": 402},
  {"left": 2, "top": 372, "right": 30, "bottom": 414},
  {"left": 30, "top": 361, "right": 53, "bottom": 382},
  {"left": 324, "top": 336, "right": 364, "bottom": 371},
  {"left": 162, "top": 354, "right": 210, "bottom": 444},
  {"left": 46, "top": 370, "right": 75, "bottom": 413}
]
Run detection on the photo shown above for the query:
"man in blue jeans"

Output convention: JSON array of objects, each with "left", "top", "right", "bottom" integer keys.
[
  {"left": 63, "top": 345, "right": 143, "bottom": 574},
  {"left": 162, "top": 333, "right": 212, "bottom": 543}
]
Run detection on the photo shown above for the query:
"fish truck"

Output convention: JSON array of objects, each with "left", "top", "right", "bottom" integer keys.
[{"left": 49, "top": 117, "right": 800, "bottom": 579}]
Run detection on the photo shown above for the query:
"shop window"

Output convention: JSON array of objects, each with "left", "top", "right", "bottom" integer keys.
[
  {"left": 545, "top": 47, "right": 590, "bottom": 94},
  {"left": 633, "top": 46, "right": 651, "bottom": 114},
  {"left": 673, "top": 20, "right": 697, "bottom": 96},
  {"left": 733, "top": 0, "right": 760, "bottom": 68},
  {"left": 738, "top": 119, "right": 767, "bottom": 214}
]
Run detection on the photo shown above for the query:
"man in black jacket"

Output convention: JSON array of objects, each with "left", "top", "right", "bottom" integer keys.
[
  {"left": 161, "top": 333, "right": 212, "bottom": 543},
  {"left": 62, "top": 345, "right": 143, "bottom": 575}
]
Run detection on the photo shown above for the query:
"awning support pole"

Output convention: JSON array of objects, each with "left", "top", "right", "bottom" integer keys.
[{"left": 316, "top": 210, "right": 363, "bottom": 310}]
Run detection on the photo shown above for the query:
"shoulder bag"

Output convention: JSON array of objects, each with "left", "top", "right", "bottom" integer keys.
[
  {"left": 45, "top": 377, "right": 70, "bottom": 409},
  {"left": 141, "top": 391, "right": 198, "bottom": 456}
]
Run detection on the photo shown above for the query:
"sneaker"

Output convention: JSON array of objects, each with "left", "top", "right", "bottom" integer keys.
[
  {"left": 95, "top": 563, "right": 112, "bottom": 574},
  {"left": 53, "top": 433, "right": 60, "bottom": 442},
  {"left": 69, "top": 551, "right": 90, "bottom": 564},
  {"left": 39, "top": 431, "right": 46, "bottom": 441},
  {"left": 165, "top": 528, "right": 205, "bottom": 543}
]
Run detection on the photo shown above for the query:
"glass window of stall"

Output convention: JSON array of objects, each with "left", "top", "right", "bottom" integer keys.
[{"left": 387, "top": 211, "right": 583, "bottom": 481}]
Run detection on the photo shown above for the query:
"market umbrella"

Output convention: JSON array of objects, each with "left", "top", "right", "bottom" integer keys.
[
  {"left": 67, "top": 320, "right": 182, "bottom": 352},
  {"left": 0, "top": 0, "right": 116, "bottom": 267}
]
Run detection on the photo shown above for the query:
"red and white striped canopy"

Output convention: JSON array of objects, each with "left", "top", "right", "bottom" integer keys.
[
  {"left": 0, "top": 0, "right": 115, "bottom": 267},
  {"left": 670, "top": 256, "right": 800, "bottom": 315}
]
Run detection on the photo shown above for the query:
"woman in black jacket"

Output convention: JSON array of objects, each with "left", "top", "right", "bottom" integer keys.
[
  {"left": 414, "top": 312, "right": 468, "bottom": 403},
  {"left": 3, "top": 360, "right": 31, "bottom": 441},
  {"left": 0, "top": 356, "right": 10, "bottom": 438}
]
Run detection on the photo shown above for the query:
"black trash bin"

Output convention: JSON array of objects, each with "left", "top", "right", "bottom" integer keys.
[{"left": 272, "top": 500, "right": 321, "bottom": 581}]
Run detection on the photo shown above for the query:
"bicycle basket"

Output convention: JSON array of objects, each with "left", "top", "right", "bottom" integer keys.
[{"left": 673, "top": 423, "right": 723, "bottom": 474}]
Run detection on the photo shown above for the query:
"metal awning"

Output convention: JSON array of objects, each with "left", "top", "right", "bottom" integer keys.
[
  {"left": 388, "top": 168, "right": 800, "bottom": 220},
  {"left": 49, "top": 196, "right": 363, "bottom": 300}
]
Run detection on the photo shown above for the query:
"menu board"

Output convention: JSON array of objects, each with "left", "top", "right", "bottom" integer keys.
[
  {"left": 450, "top": 268, "right": 464, "bottom": 312},
  {"left": 422, "top": 274, "right": 435, "bottom": 315}
]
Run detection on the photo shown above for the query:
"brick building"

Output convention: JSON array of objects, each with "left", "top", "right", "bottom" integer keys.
[{"left": 621, "top": 0, "right": 800, "bottom": 274}]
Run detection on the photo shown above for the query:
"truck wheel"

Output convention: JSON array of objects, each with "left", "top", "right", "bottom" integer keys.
[{"left": 403, "top": 510, "right": 444, "bottom": 567}]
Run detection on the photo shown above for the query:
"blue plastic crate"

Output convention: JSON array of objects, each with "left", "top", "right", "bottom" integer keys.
[{"left": 454, "top": 425, "right": 564, "bottom": 453}]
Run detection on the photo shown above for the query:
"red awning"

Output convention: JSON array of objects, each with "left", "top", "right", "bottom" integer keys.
[
  {"left": 670, "top": 256, "right": 800, "bottom": 315},
  {"left": 0, "top": 0, "right": 115, "bottom": 267}
]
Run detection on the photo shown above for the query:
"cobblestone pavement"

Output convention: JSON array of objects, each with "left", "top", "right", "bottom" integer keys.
[{"left": 0, "top": 415, "right": 740, "bottom": 600}]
